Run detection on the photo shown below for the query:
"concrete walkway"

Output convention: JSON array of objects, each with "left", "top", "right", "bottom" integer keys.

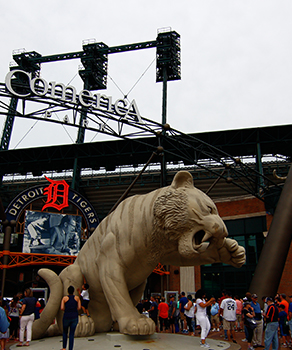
[{"left": 9, "top": 332, "right": 240, "bottom": 350}]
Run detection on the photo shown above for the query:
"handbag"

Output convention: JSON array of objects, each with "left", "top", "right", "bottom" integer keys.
[{"left": 247, "top": 317, "right": 257, "bottom": 330}]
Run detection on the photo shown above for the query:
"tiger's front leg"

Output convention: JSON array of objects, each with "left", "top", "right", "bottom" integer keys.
[{"left": 97, "top": 232, "right": 155, "bottom": 335}]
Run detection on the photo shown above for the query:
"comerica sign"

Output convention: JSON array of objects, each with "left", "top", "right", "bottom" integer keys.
[{"left": 5, "top": 69, "right": 142, "bottom": 122}]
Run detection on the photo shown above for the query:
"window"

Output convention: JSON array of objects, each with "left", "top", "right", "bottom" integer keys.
[{"left": 201, "top": 216, "right": 266, "bottom": 297}]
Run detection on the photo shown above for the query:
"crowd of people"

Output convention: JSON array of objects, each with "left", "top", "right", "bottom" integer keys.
[
  {"left": 0, "top": 283, "right": 90, "bottom": 350},
  {"left": 0, "top": 289, "right": 45, "bottom": 348},
  {"left": 1, "top": 287, "right": 292, "bottom": 350},
  {"left": 136, "top": 290, "right": 292, "bottom": 350}
]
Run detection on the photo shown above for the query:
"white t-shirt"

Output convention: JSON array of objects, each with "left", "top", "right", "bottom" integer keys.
[
  {"left": 196, "top": 298, "right": 207, "bottom": 316},
  {"left": 185, "top": 302, "right": 196, "bottom": 318},
  {"left": 81, "top": 289, "right": 90, "bottom": 301},
  {"left": 220, "top": 297, "right": 237, "bottom": 321}
]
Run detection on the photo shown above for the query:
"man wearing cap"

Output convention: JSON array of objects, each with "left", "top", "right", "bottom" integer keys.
[
  {"left": 251, "top": 293, "right": 264, "bottom": 347},
  {"left": 264, "top": 297, "right": 279, "bottom": 350}
]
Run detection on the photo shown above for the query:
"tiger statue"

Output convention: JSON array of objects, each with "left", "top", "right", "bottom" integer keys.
[{"left": 32, "top": 170, "right": 245, "bottom": 338}]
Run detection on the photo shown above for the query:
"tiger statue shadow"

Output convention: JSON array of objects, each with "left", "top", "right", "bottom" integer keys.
[{"left": 32, "top": 170, "right": 245, "bottom": 338}]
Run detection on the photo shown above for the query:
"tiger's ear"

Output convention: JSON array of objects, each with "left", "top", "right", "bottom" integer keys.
[{"left": 171, "top": 171, "right": 194, "bottom": 189}]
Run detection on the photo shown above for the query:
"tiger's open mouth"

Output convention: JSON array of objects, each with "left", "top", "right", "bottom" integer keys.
[
  {"left": 192, "top": 230, "right": 213, "bottom": 250},
  {"left": 192, "top": 228, "right": 227, "bottom": 253}
]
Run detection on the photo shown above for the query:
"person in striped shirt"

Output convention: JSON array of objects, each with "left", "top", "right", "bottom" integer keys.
[{"left": 264, "top": 297, "right": 279, "bottom": 350}]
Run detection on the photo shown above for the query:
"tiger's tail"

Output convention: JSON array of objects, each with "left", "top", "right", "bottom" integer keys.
[{"left": 32, "top": 268, "right": 63, "bottom": 339}]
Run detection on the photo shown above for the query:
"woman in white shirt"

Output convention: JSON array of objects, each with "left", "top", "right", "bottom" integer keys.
[
  {"left": 195, "top": 289, "right": 215, "bottom": 348},
  {"left": 184, "top": 295, "right": 197, "bottom": 335}
]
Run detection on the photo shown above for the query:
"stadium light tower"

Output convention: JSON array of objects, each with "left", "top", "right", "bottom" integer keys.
[
  {"left": 1, "top": 29, "right": 181, "bottom": 189},
  {"left": 156, "top": 28, "right": 181, "bottom": 185}
]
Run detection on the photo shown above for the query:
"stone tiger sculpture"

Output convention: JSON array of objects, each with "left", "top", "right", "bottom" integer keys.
[{"left": 32, "top": 170, "right": 245, "bottom": 338}]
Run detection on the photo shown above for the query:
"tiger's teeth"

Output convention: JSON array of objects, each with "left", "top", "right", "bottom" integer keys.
[
  {"left": 193, "top": 243, "right": 202, "bottom": 250},
  {"left": 201, "top": 232, "right": 212, "bottom": 243},
  {"left": 197, "top": 242, "right": 209, "bottom": 252}
]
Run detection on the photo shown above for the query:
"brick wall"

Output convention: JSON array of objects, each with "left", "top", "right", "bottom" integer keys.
[
  {"left": 169, "top": 265, "right": 180, "bottom": 292},
  {"left": 215, "top": 196, "right": 266, "bottom": 217}
]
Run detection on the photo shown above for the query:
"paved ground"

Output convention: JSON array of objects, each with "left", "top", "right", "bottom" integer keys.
[
  {"left": 6, "top": 331, "right": 240, "bottom": 350},
  {"left": 208, "top": 329, "right": 254, "bottom": 350},
  {"left": 4, "top": 327, "right": 284, "bottom": 350}
]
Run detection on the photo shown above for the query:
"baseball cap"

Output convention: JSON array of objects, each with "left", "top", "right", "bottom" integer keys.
[
  {"left": 251, "top": 294, "right": 258, "bottom": 298},
  {"left": 266, "top": 297, "right": 273, "bottom": 302}
]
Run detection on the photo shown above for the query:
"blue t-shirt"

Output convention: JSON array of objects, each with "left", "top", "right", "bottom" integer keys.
[
  {"left": 149, "top": 301, "right": 158, "bottom": 318},
  {"left": 22, "top": 297, "right": 37, "bottom": 316},
  {"left": 288, "top": 302, "right": 292, "bottom": 314},
  {"left": 250, "top": 301, "right": 262, "bottom": 320},
  {"left": 180, "top": 297, "right": 188, "bottom": 312},
  {"left": 211, "top": 302, "right": 219, "bottom": 316},
  {"left": 279, "top": 310, "right": 288, "bottom": 326}
]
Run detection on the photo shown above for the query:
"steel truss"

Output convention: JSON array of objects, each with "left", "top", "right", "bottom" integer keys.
[
  {"left": 0, "top": 251, "right": 171, "bottom": 276},
  {"left": 0, "top": 251, "right": 76, "bottom": 268},
  {"left": 0, "top": 84, "right": 281, "bottom": 200}
]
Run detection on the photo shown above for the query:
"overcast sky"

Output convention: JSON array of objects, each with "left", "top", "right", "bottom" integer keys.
[{"left": 1, "top": 0, "right": 292, "bottom": 149}]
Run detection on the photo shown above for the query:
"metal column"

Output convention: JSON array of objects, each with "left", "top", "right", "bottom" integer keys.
[{"left": 249, "top": 165, "right": 292, "bottom": 300}]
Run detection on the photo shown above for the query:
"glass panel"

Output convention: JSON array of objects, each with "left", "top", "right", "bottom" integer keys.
[
  {"left": 225, "top": 219, "right": 244, "bottom": 235},
  {"left": 247, "top": 234, "right": 257, "bottom": 264},
  {"left": 245, "top": 217, "right": 267, "bottom": 234},
  {"left": 202, "top": 272, "right": 222, "bottom": 297},
  {"left": 201, "top": 216, "right": 267, "bottom": 296}
]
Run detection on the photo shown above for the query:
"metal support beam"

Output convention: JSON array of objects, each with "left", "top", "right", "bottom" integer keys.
[
  {"left": 249, "top": 165, "right": 292, "bottom": 302},
  {"left": 72, "top": 77, "right": 90, "bottom": 190},
  {"left": 160, "top": 68, "right": 168, "bottom": 187},
  {"left": 256, "top": 142, "right": 265, "bottom": 194},
  {"left": 206, "top": 170, "right": 226, "bottom": 195},
  {"left": 0, "top": 97, "right": 18, "bottom": 150},
  {"left": 13, "top": 40, "right": 157, "bottom": 65},
  {"left": 1, "top": 220, "right": 15, "bottom": 298},
  {"left": 109, "top": 151, "right": 158, "bottom": 214}
]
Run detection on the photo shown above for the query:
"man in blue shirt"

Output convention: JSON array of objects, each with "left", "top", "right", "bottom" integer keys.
[
  {"left": 148, "top": 296, "right": 158, "bottom": 332},
  {"left": 211, "top": 299, "right": 220, "bottom": 331},
  {"left": 251, "top": 293, "right": 264, "bottom": 347},
  {"left": 179, "top": 292, "right": 188, "bottom": 333}
]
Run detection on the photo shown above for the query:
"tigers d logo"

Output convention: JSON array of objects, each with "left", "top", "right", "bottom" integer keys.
[{"left": 42, "top": 176, "right": 69, "bottom": 211}]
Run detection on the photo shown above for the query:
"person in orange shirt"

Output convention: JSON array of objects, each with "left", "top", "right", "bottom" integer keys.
[
  {"left": 158, "top": 297, "right": 169, "bottom": 333},
  {"left": 279, "top": 294, "right": 289, "bottom": 315}
]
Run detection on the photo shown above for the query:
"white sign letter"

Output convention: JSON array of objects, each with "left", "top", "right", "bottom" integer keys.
[
  {"left": 5, "top": 70, "right": 31, "bottom": 98},
  {"left": 114, "top": 99, "right": 127, "bottom": 116},
  {"left": 127, "top": 99, "right": 142, "bottom": 123},
  {"left": 50, "top": 82, "right": 77, "bottom": 104},
  {"left": 30, "top": 77, "right": 49, "bottom": 96},
  {"left": 79, "top": 90, "right": 93, "bottom": 108}
]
